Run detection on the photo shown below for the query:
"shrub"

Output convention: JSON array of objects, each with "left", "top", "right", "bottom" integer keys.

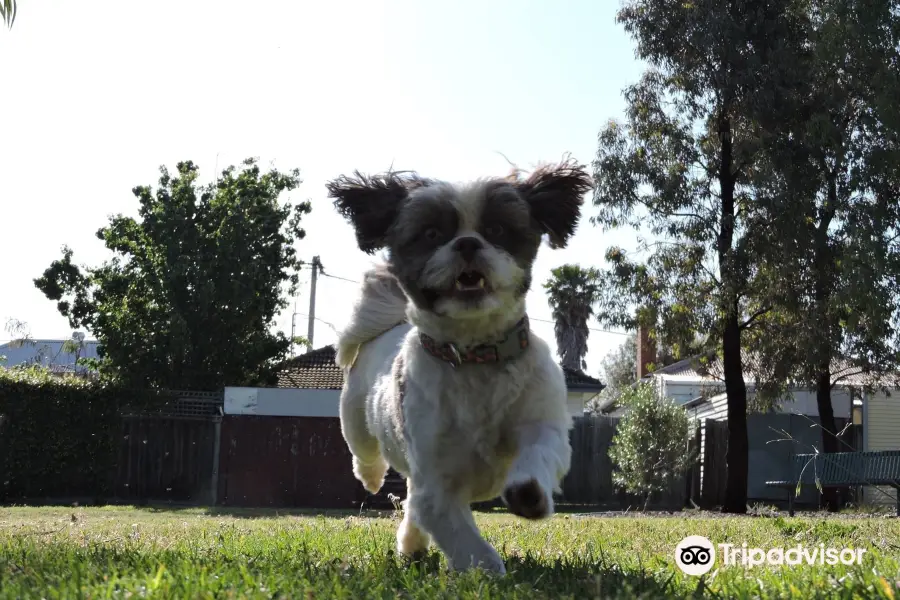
[
  {"left": 608, "top": 381, "right": 696, "bottom": 509},
  {"left": 0, "top": 365, "right": 161, "bottom": 501}
]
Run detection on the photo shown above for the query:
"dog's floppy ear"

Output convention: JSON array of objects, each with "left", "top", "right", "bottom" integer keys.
[
  {"left": 327, "top": 171, "right": 428, "bottom": 254},
  {"left": 514, "top": 158, "right": 593, "bottom": 249}
]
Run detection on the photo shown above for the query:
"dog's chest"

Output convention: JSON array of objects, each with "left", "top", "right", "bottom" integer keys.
[{"left": 408, "top": 355, "right": 530, "bottom": 474}]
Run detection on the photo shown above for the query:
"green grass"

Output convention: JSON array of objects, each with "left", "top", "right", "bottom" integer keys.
[{"left": 0, "top": 506, "right": 898, "bottom": 599}]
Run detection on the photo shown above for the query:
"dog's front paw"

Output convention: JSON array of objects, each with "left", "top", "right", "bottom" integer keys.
[{"left": 502, "top": 478, "right": 551, "bottom": 520}]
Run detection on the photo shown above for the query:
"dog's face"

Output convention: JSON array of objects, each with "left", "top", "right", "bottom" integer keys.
[{"left": 328, "top": 161, "right": 592, "bottom": 319}]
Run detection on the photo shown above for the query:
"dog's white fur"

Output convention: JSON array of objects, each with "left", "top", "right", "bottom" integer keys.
[
  {"left": 329, "top": 163, "right": 590, "bottom": 574},
  {"left": 336, "top": 270, "right": 572, "bottom": 574}
]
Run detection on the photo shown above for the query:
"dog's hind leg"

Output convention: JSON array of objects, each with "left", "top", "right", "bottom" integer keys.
[
  {"left": 396, "top": 480, "right": 431, "bottom": 557},
  {"left": 339, "top": 385, "right": 388, "bottom": 494}
]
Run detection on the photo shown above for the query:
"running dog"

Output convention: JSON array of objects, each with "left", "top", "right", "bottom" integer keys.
[{"left": 327, "top": 159, "right": 592, "bottom": 574}]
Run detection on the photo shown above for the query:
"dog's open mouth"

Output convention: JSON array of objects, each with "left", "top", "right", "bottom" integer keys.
[{"left": 455, "top": 270, "right": 486, "bottom": 292}]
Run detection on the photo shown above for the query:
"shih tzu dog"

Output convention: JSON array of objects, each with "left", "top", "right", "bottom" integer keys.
[{"left": 327, "top": 159, "right": 592, "bottom": 575}]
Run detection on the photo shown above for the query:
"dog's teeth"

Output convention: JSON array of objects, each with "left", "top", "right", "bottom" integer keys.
[
  {"left": 455, "top": 281, "right": 464, "bottom": 290},
  {"left": 477, "top": 278, "right": 485, "bottom": 288}
]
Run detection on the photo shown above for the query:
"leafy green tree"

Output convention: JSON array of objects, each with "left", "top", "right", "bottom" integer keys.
[
  {"left": 34, "top": 159, "right": 311, "bottom": 390},
  {"left": 745, "top": 0, "right": 900, "bottom": 510},
  {"left": 291, "top": 336, "right": 311, "bottom": 356},
  {"left": 608, "top": 381, "right": 695, "bottom": 510},
  {"left": 544, "top": 265, "right": 602, "bottom": 371},
  {"left": 589, "top": 333, "right": 637, "bottom": 413},
  {"left": 61, "top": 332, "right": 88, "bottom": 377},
  {"left": 1, "top": 0, "right": 15, "bottom": 28},
  {"left": 593, "top": 0, "right": 808, "bottom": 512}
]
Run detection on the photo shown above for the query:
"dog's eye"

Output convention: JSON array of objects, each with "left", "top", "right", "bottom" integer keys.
[
  {"left": 484, "top": 224, "right": 504, "bottom": 237},
  {"left": 423, "top": 227, "right": 441, "bottom": 241}
]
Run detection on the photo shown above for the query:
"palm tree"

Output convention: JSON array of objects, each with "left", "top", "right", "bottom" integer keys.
[
  {"left": 544, "top": 264, "right": 602, "bottom": 371},
  {"left": 1, "top": 0, "right": 16, "bottom": 28}
]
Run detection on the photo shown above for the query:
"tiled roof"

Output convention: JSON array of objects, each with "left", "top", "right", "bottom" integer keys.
[
  {"left": 275, "top": 346, "right": 343, "bottom": 390},
  {"left": 276, "top": 345, "right": 606, "bottom": 392},
  {"left": 563, "top": 367, "right": 606, "bottom": 391}
]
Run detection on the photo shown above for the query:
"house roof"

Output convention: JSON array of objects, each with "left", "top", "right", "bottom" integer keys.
[
  {"left": 643, "top": 353, "right": 895, "bottom": 387},
  {"left": 0, "top": 339, "right": 102, "bottom": 371},
  {"left": 276, "top": 345, "right": 606, "bottom": 392},
  {"left": 562, "top": 367, "right": 605, "bottom": 392},
  {"left": 0, "top": 339, "right": 101, "bottom": 352},
  {"left": 275, "top": 346, "right": 344, "bottom": 390}
]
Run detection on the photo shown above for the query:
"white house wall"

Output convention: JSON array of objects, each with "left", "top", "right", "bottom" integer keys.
[
  {"left": 225, "top": 387, "right": 589, "bottom": 419},
  {"left": 566, "top": 392, "right": 599, "bottom": 418},
  {"left": 225, "top": 387, "right": 340, "bottom": 417},
  {"left": 661, "top": 378, "right": 724, "bottom": 406},
  {"left": 678, "top": 385, "right": 852, "bottom": 420},
  {"left": 864, "top": 390, "right": 900, "bottom": 506},
  {"left": 778, "top": 389, "right": 851, "bottom": 419},
  {"left": 688, "top": 395, "right": 728, "bottom": 422}
]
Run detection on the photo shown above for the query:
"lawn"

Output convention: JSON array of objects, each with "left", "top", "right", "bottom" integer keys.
[{"left": 0, "top": 506, "right": 898, "bottom": 599}]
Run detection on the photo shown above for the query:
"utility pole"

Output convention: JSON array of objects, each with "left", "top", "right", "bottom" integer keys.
[
  {"left": 307, "top": 256, "right": 321, "bottom": 349},
  {"left": 290, "top": 299, "right": 298, "bottom": 358}
]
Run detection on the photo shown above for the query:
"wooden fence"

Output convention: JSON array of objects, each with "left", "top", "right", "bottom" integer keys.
[
  {"left": 116, "top": 416, "right": 220, "bottom": 504},
  {"left": 560, "top": 415, "right": 620, "bottom": 505},
  {"left": 559, "top": 415, "right": 723, "bottom": 509},
  {"left": 114, "top": 392, "right": 223, "bottom": 505},
  {"left": 699, "top": 419, "right": 728, "bottom": 507},
  {"left": 216, "top": 415, "right": 366, "bottom": 508},
  {"left": 110, "top": 410, "right": 723, "bottom": 511}
]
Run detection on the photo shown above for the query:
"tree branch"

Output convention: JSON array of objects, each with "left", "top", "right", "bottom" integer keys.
[
  {"left": 830, "top": 368, "right": 869, "bottom": 389},
  {"left": 646, "top": 204, "right": 709, "bottom": 223},
  {"left": 739, "top": 305, "right": 772, "bottom": 331}
]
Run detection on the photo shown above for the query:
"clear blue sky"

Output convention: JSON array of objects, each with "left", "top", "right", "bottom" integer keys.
[{"left": 0, "top": 0, "right": 646, "bottom": 376}]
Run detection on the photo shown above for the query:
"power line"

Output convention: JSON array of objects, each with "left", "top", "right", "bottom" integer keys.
[
  {"left": 319, "top": 272, "right": 361, "bottom": 284},
  {"left": 291, "top": 311, "right": 338, "bottom": 333},
  {"left": 529, "top": 317, "right": 630, "bottom": 337}
]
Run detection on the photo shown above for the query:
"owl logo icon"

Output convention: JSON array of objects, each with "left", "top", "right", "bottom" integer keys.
[{"left": 675, "top": 536, "right": 716, "bottom": 575}]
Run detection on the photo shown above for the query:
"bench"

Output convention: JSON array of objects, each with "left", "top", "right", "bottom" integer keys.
[{"left": 765, "top": 450, "right": 900, "bottom": 516}]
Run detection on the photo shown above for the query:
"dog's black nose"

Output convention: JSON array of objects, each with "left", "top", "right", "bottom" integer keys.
[{"left": 452, "top": 236, "right": 483, "bottom": 262}]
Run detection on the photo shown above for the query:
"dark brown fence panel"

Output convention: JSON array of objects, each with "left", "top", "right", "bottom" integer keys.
[
  {"left": 561, "top": 416, "right": 619, "bottom": 505},
  {"left": 116, "top": 416, "right": 218, "bottom": 504},
  {"left": 560, "top": 415, "right": 689, "bottom": 509},
  {"left": 218, "top": 415, "right": 366, "bottom": 508},
  {"left": 700, "top": 419, "right": 728, "bottom": 508}
]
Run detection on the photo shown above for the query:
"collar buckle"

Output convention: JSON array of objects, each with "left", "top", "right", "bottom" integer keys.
[{"left": 446, "top": 343, "right": 462, "bottom": 369}]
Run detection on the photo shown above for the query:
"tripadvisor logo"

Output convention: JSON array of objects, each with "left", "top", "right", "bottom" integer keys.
[
  {"left": 675, "top": 536, "right": 868, "bottom": 575},
  {"left": 675, "top": 536, "right": 716, "bottom": 576}
]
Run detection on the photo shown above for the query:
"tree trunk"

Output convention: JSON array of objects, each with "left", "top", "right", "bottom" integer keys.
[
  {"left": 816, "top": 366, "right": 841, "bottom": 511},
  {"left": 814, "top": 168, "right": 840, "bottom": 512},
  {"left": 722, "top": 305, "right": 749, "bottom": 513},
  {"left": 717, "top": 112, "right": 749, "bottom": 514}
]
